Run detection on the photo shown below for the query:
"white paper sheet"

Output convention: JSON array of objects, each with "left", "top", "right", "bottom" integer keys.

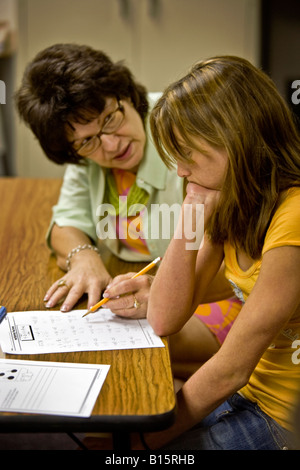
[
  {"left": 0, "top": 309, "right": 164, "bottom": 354},
  {"left": 0, "top": 359, "right": 110, "bottom": 417}
]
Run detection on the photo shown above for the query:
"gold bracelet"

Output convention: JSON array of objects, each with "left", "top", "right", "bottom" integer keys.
[{"left": 66, "top": 244, "right": 100, "bottom": 271}]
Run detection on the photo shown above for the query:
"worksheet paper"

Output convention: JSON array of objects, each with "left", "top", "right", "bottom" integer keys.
[
  {"left": 0, "top": 359, "right": 110, "bottom": 417},
  {"left": 0, "top": 309, "right": 164, "bottom": 354}
]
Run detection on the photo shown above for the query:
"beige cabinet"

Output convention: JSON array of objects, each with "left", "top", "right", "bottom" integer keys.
[
  {"left": 136, "top": 0, "right": 260, "bottom": 90},
  {"left": 16, "top": 0, "right": 260, "bottom": 177}
]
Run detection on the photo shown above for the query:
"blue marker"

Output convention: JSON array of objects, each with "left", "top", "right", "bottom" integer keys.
[{"left": 0, "top": 306, "right": 7, "bottom": 324}]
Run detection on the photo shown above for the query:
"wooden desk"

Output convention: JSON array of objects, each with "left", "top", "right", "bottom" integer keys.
[{"left": 0, "top": 177, "right": 176, "bottom": 450}]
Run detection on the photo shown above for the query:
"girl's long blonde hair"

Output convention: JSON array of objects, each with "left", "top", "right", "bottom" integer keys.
[{"left": 150, "top": 56, "right": 300, "bottom": 259}]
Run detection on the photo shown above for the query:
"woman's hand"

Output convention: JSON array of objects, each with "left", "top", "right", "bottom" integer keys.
[
  {"left": 44, "top": 250, "right": 112, "bottom": 312},
  {"left": 101, "top": 272, "right": 154, "bottom": 319}
]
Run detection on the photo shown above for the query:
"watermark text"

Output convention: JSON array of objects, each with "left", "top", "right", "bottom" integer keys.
[
  {"left": 291, "top": 80, "right": 300, "bottom": 105},
  {"left": 0, "top": 80, "right": 6, "bottom": 104},
  {"left": 96, "top": 198, "right": 204, "bottom": 250}
]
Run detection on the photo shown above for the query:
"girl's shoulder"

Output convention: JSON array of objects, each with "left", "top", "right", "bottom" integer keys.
[
  {"left": 262, "top": 187, "right": 300, "bottom": 255},
  {"left": 278, "top": 187, "right": 300, "bottom": 212}
]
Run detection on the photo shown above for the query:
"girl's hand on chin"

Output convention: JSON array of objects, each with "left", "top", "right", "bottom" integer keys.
[
  {"left": 185, "top": 182, "right": 220, "bottom": 203},
  {"left": 185, "top": 182, "right": 221, "bottom": 223}
]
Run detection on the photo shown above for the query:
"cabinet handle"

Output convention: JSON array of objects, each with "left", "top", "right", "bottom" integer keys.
[
  {"left": 148, "top": 0, "right": 160, "bottom": 19},
  {"left": 118, "top": 0, "right": 130, "bottom": 19},
  {"left": 118, "top": 0, "right": 160, "bottom": 20}
]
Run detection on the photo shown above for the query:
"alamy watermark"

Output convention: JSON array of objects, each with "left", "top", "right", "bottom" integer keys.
[
  {"left": 0, "top": 80, "right": 6, "bottom": 104},
  {"left": 96, "top": 197, "right": 204, "bottom": 250},
  {"left": 291, "top": 80, "right": 300, "bottom": 105},
  {"left": 292, "top": 340, "right": 300, "bottom": 365}
]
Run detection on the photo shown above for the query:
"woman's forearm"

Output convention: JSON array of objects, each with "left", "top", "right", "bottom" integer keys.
[
  {"left": 45, "top": 223, "right": 112, "bottom": 310},
  {"left": 50, "top": 224, "right": 98, "bottom": 270}
]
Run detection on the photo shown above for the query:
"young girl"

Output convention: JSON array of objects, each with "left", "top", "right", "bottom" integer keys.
[{"left": 140, "top": 56, "right": 300, "bottom": 450}]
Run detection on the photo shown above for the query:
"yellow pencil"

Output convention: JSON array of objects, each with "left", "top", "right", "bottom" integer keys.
[{"left": 82, "top": 257, "right": 162, "bottom": 318}]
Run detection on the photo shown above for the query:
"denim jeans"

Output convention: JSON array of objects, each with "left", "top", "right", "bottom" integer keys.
[{"left": 163, "top": 394, "right": 295, "bottom": 450}]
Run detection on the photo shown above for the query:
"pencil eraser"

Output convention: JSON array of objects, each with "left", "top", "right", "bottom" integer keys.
[{"left": 0, "top": 306, "right": 7, "bottom": 323}]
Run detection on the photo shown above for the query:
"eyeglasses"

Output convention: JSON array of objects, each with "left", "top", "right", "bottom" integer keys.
[{"left": 75, "top": 100, "right": 125, "bottom": 157}]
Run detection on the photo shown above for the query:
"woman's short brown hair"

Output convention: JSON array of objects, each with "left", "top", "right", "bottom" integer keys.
[{"left": 16, "top": 43, "right": 148, "bottom": 164}]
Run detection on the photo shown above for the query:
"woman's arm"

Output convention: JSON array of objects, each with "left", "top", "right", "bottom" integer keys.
[
  {"left": 44, "top": 224, "right": 111, "bottom": 311},
  {"left": 44, "top": 164, "right": 112, "bottom": 311}
]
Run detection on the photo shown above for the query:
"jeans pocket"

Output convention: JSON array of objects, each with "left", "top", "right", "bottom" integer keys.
[{"left": 254, "top": 404, "right": 292, "bottom": 450}]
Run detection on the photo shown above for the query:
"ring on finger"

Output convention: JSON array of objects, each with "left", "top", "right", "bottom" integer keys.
[
  {"left": 57, "top": 279, "right": 69, "bottom": 289},
  {"left": 133, "top": 295, "right": 141, "bottom": 309}
]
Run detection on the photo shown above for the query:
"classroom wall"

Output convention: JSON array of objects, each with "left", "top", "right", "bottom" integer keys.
[
  {"left": 7, "top": 0, "right": 261, "bottom": 177},
  {"left": 0, "top": 0, "right": 18, "bottom": 175}
]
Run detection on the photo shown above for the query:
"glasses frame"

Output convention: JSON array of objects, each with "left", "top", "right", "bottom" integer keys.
[{"left": 75, "top": 99, "right": 125, "bottom": 157}]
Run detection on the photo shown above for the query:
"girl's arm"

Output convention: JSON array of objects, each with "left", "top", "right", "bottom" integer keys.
[
  {"left": 148, "top": 184, "right": 223, "bottom": 335},
  {"left": 143, "top": 244, "right": 300, "bottom": 449}
]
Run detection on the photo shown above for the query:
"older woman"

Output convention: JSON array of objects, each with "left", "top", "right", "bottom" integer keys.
[{"left": 16, "top": 45, "right": 241, "bottom": 375}]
